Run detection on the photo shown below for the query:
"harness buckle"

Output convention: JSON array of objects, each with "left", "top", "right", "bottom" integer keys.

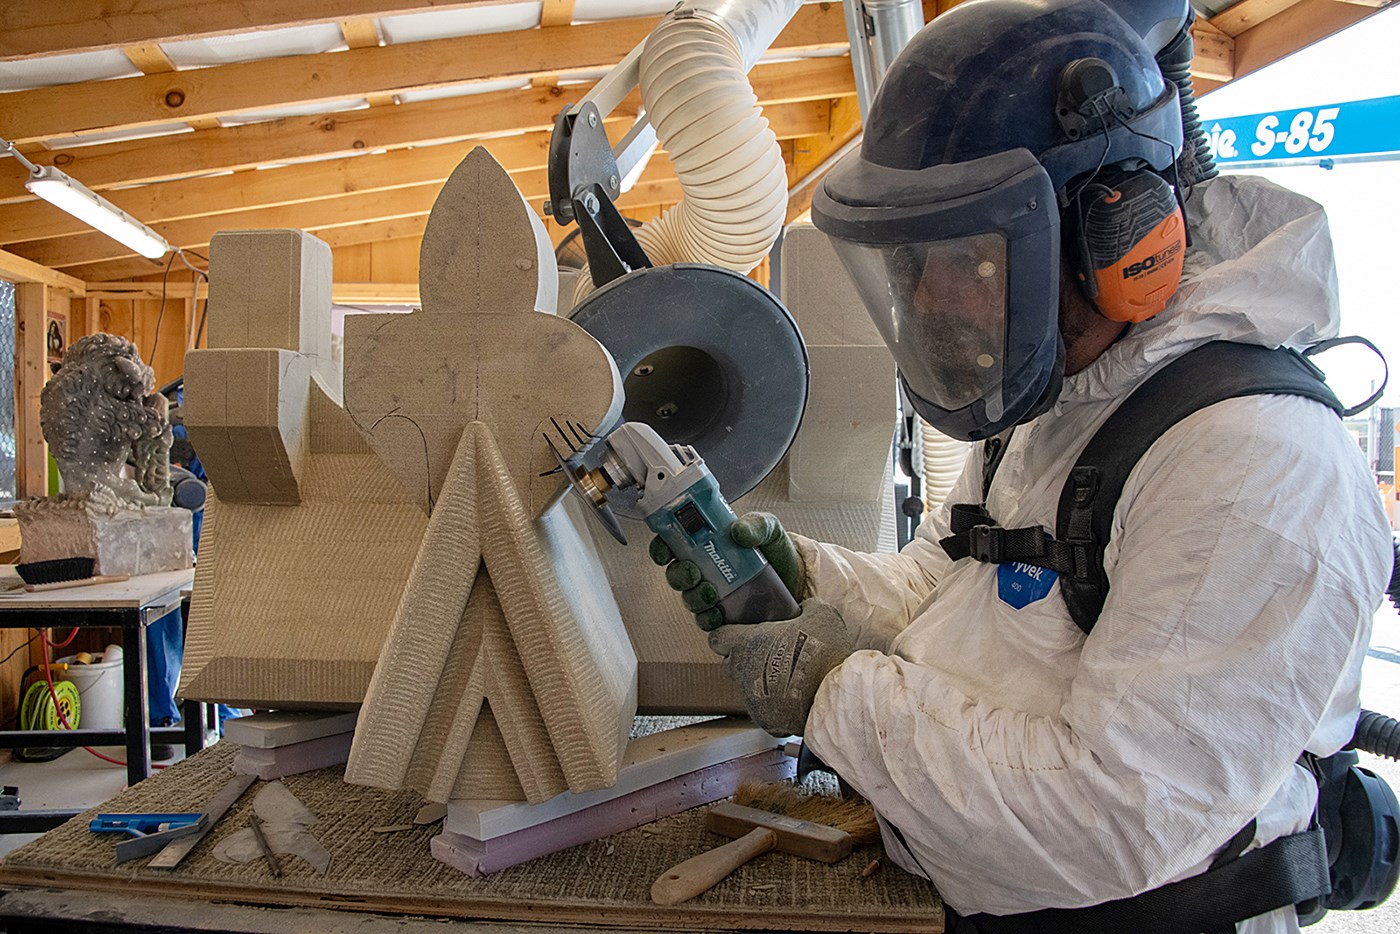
[{"left": 967, "top": 524, "right": 1004, "bottom": 563}]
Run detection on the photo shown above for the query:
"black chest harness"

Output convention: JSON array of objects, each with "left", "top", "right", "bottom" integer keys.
[
  {"left": 938, "top": 340, "right": 1345, "bottom": 634},
  {"left": 922, "top": 340, "right": 1394, "bottom": 933}
]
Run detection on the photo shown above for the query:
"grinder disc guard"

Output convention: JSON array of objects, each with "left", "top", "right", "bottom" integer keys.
[{"left": 570, "top": 264, "right": 809, "bottom": 500}]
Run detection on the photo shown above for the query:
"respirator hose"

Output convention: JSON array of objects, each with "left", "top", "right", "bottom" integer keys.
[
  {"left": 1350, "top": 710, "right": 1400, "bottom": 761},
  {"left": 1156, "top": 23, "right": 1218, "bottom": 187}
]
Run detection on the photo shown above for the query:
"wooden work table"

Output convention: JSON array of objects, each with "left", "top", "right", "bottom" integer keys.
[
  {"left": 0, "top": 566, "right": 215, "bottom": 831},
  {"left": 0, "top": 742, "right": 944, "bottom": 933}
]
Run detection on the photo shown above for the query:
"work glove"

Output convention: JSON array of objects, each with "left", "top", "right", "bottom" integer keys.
[
  {"left": 649, "top": 511, "right": 807, "bottom": 631},
  {"left": 708, "top": 598, "right": 854, "bottom": 737}
]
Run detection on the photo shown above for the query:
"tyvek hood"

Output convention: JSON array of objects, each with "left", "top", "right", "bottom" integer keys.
[{"left": 1063, "top": 174, "right": 1341, "bottom": 404}]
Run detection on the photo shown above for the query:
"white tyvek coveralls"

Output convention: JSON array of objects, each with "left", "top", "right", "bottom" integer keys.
[{"left": 800, "top": 175, "right": 1396, "bottom": 930}]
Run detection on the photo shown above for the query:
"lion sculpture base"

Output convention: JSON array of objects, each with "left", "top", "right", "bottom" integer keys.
[{"left": 15, "top": 496, "right": 193, "bottom": 578}]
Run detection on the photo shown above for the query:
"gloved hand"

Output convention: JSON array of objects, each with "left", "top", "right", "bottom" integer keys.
[
  {"left": 649, "top": 511, "right": 807, "bottom": 631},
  {"left": 708, "top": 598, "right": 854, "bottom": 737}
]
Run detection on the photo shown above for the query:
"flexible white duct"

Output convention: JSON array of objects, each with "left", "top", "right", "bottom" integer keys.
[
  {"left": 919, "top": 419, "right": 969, "bottom": 513},
  {"left": 572, "top": 2, "right": 796, "bottom": 306}
]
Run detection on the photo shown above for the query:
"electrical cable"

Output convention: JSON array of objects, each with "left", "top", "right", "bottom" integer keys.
[
  {"left": 38, "top": 628, "right": 166, "bottom": 770},
  {"left": 0, "top": 631, "right": 39, "bottom": 668},
  {"left": 147, "top": 250, "right": 180, "bottom": 363},
  {"left": 148, "top": 248, "right": 211, "bottom": 360}
]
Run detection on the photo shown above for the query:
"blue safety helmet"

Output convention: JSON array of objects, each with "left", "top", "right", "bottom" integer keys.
[{"left": 813, "top": 0, "right": 1186, "bottom": 441}]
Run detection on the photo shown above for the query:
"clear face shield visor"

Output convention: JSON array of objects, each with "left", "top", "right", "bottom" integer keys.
[
  {"left": 832, "top": 232, "right": 1010, "bottom": 422},
  {"left": 813, "top": 148, "right": 1062, "bottom": 440}
]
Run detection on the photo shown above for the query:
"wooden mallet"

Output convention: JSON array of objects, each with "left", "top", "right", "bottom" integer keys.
[{"left": 651, "top": 800, "right": 854, "bottom": 905}]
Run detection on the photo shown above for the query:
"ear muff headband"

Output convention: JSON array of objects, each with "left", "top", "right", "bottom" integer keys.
[{"left": 1071, "top": 169, "right": 1185, "bottom": 323}]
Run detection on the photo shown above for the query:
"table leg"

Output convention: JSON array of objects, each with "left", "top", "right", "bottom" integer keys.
[
  {"left": 183, "top": 699, "right": 206, "bottom": 753},
  {"left": 122, "top": 614, "right": 151, "bottom": 784}
]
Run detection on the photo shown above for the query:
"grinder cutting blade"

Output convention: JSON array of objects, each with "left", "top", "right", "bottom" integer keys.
[{"left": 544, "top": 417, "right": 628, "bottom": 545}]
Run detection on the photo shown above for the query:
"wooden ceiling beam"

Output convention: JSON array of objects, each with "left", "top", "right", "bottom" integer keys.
[
  {"left": 12, "top": 161, "right": 682, "bottom": 269},
  {"left": 1209, "top": 0, "right": 1310, "bottom": 37},
  {"left": 0, "top": 56, "right": 853, "bottom": 201},
  {"left": 0, "top": 97, "right": 833, "bottom": 242},
  {"left": 540, "top": 0, "right": 576, "bottom": 28},
  {"left": 786, "top": 96, "right": 861, "bottom": 223},
  {"left": 121, "top": 43, "right": 224, "bottom": 132},
  {"left": 315, "top": 179, "right": 684, "bottom": 250},
  {"left": 339, "top": 18, "right": 382, "bottom": 49},
  {"left": 1189, "top": 19, "right": 1235, "bottom": 82},
  {"left": 121, "top": 44, "right": 178, "bottom": 74},
  {"left": 0, "top": 6, "right": 848, "bottom": 145},
  {"left": 62, "top": 177, "right": 684, "bottom": 282},
  {"left": 0, "top": 248, "right": 85, "bottom": 294},
  {"left": 1230, "top": 0, "right": 1383, "bottom": 82},
  {"left": 1, "top": 0, "right": 538, "bottom": 61}
]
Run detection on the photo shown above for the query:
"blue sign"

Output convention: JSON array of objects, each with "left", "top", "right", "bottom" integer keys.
[{"left": 1206, "top": 94, "right": 1400, "bottom": 167}]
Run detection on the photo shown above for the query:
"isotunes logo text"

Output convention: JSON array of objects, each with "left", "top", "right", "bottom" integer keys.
[{"left": 1122, "top": 241, "right": 1182, "bottom": 279}]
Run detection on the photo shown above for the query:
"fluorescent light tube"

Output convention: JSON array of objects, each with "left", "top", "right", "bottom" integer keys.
[{"left": 25, "top": 165, "right": 169, "bottom": 259}]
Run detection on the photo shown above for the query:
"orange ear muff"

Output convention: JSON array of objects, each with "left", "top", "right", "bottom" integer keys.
[{"left": 1075, "top": 170, "right": 1185, "bottom": 323}]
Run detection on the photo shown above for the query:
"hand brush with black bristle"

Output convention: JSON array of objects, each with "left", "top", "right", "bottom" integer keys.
[
  {"left": 15, "top": 557, "right": 129, "bottom": 592},
  {"left": 651, "top": 781, "right": 882, "bottom": 905}
]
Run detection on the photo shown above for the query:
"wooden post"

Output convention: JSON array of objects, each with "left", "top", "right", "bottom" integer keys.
[
  {"left": 84, "top": 296, "right": 102, "bottom": 339},
  {"left": 13, "top": 283, "right": 47, "bottom": 499}
]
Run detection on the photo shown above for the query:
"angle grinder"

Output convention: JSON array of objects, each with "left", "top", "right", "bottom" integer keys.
[{"left": 547, "top": 419, "right": 800, "bottom": 626}]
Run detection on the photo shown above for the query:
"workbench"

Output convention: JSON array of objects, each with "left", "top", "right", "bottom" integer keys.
[
  {"left": 0, "top": 742, "right": 944, "bottom": 932},
  {"left": 0, "top": 567, "right": 214, "bottom": 831}
]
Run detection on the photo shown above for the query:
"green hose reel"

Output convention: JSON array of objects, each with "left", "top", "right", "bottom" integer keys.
[{"left": 15, "top": 672, "right": 81, "bottom": 762}]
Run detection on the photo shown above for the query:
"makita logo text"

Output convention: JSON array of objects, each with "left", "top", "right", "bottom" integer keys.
[
  {"left": 1122, "top": 241, "right": 1182, "bottom": 279},
  {"left": 704, "top": 541, "right": 738, "bottom": 584}
]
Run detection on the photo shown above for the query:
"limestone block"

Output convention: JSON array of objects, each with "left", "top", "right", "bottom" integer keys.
[
  {"left": 183, "top": 348, "right": 311, "bottom": 505},
  {"left": 341, "top": 311, "right": 622, "bottom": 517},
  {"left": 16, "top": 498, "right": 192, "bottom": 577},
  {"left": 346, "top": 423, "right": 637, "bottom": 804},
  {"left": 178, "top": 382, "right": 428, "bottom": 708},
  {"left": 206, "top": 228, "right": 339, "bottom": 399},
  {"left": 344, "top": 147, "right": 636, "bottom": 804},
  {"left": 419, "top": 149, "right": 557, "bottom": 317},
  {"left": 781, "top": 224, "right": 895, "bottom": 504}
]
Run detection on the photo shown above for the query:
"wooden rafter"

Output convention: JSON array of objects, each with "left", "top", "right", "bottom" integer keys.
[
  {"left": 14, "top": 159, "right": 683, "bottom": 269},
  {"left": 785, "top": 97, "right": 862, "bottom": 223},
  {"left": 1210, "top": 0, "right": 1310, "bottom": 37},
  {"left": 64, "top": 177, "right": 685, "bottom": 282},
  {"left": 121, "top": 44, "right": 178, "bottom": 74},
  {"left": 0, "top": 0, "right": 539, "bottom": 60},
  {"left": 1189, "top": 19, "right": 1235, "bottom": 83},
  {"left": 0, "top": 6, "right": 850, "bottom": 145},
  {"left": 121, "top": 43, "right": 224, "bottom": 131},
  {"left": 1228, "top": 0, "right": 1384, "bottom": 84},
  {"left": 0, "top": 56, "right": 854, "bottom": 200},
  {"left": 540, "top": 0, "right": 576, "bottom": 28},
  {"left": 339, "top": 18, "right": 382, "bottom": 48},
  {"left": 0, "top": 248, "right": 85, "bottom": 294},
  {"left": 0, "top": 99, "right": 831, "bottom": 245}
]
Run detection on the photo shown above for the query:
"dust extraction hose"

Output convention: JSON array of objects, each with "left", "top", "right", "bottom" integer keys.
[
  {"left": 918, "top": 419, "right": 969, "bottom": 512},
  {"left": 572, "top": 5, "right": 791, "bottom": 305},
  {"left": 1351, "top": 710, "right": 1400, "bottom": 761}
]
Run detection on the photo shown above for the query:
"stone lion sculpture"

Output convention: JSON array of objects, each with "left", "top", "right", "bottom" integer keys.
[{"left": 40, "top": 333, "right": 173, "bottom": 508}]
